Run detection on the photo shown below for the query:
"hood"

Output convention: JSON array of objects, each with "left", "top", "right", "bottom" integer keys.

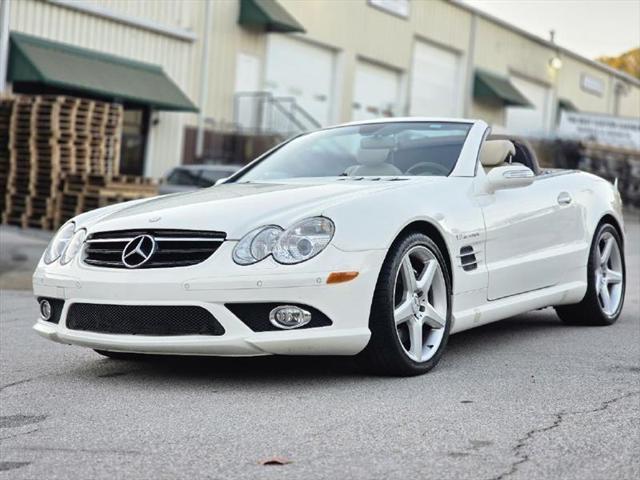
[{"left": 81, "top": 178, "right": 418, "bottom": 238}]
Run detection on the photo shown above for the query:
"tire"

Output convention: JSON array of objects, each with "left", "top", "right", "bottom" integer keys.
[
  {"left": 94, "top": 349, "right": 146, "bottom": 361},
  {"left": 360, "top": 232, "right": 452, "bottom": 376},
  {"left": 555, "top": 223, "right": 625, "bottom": 326}
]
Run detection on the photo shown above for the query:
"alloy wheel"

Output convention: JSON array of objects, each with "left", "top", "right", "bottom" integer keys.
[
  {"left": 595, "top": 231, "right": 624, "bottom": 316},
  {"left": 393, "top": 245, "right": 447, "bottom": 362}
]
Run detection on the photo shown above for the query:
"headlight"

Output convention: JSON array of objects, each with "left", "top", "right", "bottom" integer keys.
[
  {"left": 60, "top": 229, "right": 87, "bottom": 265},
  {"left": 43, "top": 222, "right": 76, "bottom": 264},
  {"left": 272, "top": 217, "right": 334, "bottom": 264},
  {"left": 232, "top": 225, "right": 283, "bottom": 265}
]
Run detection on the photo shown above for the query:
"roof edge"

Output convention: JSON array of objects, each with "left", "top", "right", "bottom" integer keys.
[{"left": 450, "top": 0, "right": 640, "bottom": 87}]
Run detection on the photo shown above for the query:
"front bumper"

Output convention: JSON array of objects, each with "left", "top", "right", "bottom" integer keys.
[{"left": 32, "top": 244, "right": 385, "bottom": 356}]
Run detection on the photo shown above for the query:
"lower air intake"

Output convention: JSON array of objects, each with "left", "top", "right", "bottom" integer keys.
[{"left": 66, "top": 303, "right": 225, "bottom": 336}]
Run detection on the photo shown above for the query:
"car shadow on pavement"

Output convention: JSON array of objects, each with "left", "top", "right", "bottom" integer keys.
[{"left": 65, "top": 309, "right": 570, "bottom": 384}]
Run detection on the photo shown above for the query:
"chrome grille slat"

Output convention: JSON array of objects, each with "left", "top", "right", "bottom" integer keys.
[{"left": 83, "top": 229, "right": 226, "bottom": 269}]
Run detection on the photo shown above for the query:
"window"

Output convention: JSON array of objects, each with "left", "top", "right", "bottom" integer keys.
[{"left": 120, "top": 108, "right": 149, "bottom": 176}]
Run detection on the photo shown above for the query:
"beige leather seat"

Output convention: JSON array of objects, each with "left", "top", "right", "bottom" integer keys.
[
  {"left": 480, "top": 140, "right": 516, "bottom": 171},
  {"left": 345, "top": 148, "right": 403, "bottom": 176}
]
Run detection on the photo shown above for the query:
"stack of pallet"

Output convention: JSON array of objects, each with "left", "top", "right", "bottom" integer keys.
[
  {"left": 55, "top": 173, "right": 157, "bottom": 227},
  {"left": 0, "top": 98, "right": 12, "bottom": 215},
  {"left": 0, "top": 94, "right": 156, "bottom": 230}
]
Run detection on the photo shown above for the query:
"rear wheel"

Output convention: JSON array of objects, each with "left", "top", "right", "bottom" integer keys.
[
  {"left": 360, "top": 233, "right": 452, "bottom": 376},
  {"left": 555, "top": 223, "right": 625, "bottom": 326}
]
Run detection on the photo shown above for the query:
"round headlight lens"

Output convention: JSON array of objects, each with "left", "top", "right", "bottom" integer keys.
[
  {"left": 273, "top": 217, "right": 334, "bottom": 264},
  {"left": 43, "top": 222, "right": 76, "bottom": 264},
  {"left": 232, "top": 225, "right": 283, "bottom": 265},
  {"left": 60, "top": 229, "right": 87, "bottom": 265}
]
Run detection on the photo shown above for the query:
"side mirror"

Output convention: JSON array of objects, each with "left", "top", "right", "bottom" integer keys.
[
  {"left": 485, "top": 165, "right": 535, "bottom": 193},
  {"left": 214, "top": 177, "right": 229, "bottom": 186}
]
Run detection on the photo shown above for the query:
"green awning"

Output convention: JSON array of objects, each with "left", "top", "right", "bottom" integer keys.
[
  {"left": 558, "top": 98, "right": 578, "bottom": 112},
  {"left": 474, "top": 70, "right": 532, "bottom": 107},
  {"left": 239, "top": 0, "right": 305, "bottom": 33},
  {"left": 8, "top": 32, "right": 197, "bottom": 112}
]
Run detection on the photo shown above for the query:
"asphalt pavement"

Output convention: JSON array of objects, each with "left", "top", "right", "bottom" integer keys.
[{"left": 0, "top": 214, "right": 638, "bottom": 480}]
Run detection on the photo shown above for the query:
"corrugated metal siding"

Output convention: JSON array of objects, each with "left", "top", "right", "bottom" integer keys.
[
  {"left": 9, "top": 0, "right": 202, "bottom": 177},
  {"left": 279, "top": 0, "right": 473, "bottom": 122},
  {"left": 473, "top": 16, "right": 554, "bottom": 85},
  {"left": 556, "top": 56, "right": 611, "bottom": 114},
  {"left": 7, "top": 0, "right": 640, "bottom": 174},
  {"left": 619, "top": 88, "right": 640, "bottom": 118}
]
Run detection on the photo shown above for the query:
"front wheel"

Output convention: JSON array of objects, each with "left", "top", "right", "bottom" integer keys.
[
  {"left": 555, "top": 223, "right": 625, "bottom": 326},
  {"left": 360, "top": 233, "right": 452, "bottom": 376}
]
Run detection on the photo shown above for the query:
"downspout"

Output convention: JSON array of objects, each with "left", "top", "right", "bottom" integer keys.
[
  {"left": 0, "top": 0, "right": 11, "bottom": 93},
  {"left": 463, "top": 12, "right": 477, "bottom": 118},
  {"left": 195, "top": 0, "right": 212, "bottom": 160}
]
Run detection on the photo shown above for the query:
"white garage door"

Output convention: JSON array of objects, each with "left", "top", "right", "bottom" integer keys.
[
  {"left": 409, "top": 41, "right": 461, "bottom": 117},
  {"left": 506, "top": 76, "right": 551, "bottom": 137},
  {"left": 352, "top": 60, "right": 400, "bottom": 121},
  {"left": 264, "top": 36, "right": 334, "bottom": 126}
]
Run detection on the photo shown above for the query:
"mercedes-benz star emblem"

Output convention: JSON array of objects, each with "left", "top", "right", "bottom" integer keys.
[{"left": 121, "top": 234, "right": 157, "bottom": 268}]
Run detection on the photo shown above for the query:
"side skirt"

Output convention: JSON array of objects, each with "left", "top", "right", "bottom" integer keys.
[{"left": 450, "top": 280, "right": 587, "bottom": 334}]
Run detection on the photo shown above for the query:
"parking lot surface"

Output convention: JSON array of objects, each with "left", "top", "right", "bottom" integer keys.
[{"left": 0, "top": 214, "right": 638, "bottom": 479}]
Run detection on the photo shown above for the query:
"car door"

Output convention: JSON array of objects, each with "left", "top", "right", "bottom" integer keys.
[{"left": 481, "top": 173, "right": 584, "bottom": 300}]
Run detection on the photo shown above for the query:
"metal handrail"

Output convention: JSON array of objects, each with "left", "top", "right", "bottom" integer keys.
[{"left": 233, "top": 91, "right": 320, "bottom": 137}]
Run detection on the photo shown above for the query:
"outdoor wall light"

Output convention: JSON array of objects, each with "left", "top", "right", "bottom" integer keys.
[{"left": 549, "top": 56, "right": 563, "bottom": 70}]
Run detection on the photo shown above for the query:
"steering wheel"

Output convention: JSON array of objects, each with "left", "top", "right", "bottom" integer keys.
[{"left": 405, "top": 161, "right": 450, "bottom": 176}]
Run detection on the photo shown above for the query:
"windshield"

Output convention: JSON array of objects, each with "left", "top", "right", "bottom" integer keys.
[{"left": 233, "top": 122, "right": 471, "bottom": 182}]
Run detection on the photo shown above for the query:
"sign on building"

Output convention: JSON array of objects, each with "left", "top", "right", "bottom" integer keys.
[
  {"left": 580, "top": 73, "right": 605, "bottom": 96},
  {"left": 557, "top": 111, "right": 640, "bottom": 150}
]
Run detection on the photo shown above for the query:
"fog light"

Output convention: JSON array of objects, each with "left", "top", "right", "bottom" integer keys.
[
  {"left": 269, "top": 305, "right": 311, "bottom": 329},
  {"left": 39, "top": 299, "right": 52, "bottom": 321}
]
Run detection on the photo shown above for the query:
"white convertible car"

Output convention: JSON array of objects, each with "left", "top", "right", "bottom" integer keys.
[{"left": 33, "top": 119, "right": 626, "bottom": 376}]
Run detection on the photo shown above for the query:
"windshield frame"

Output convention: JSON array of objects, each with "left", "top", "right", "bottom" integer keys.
[{"left": 225, "top": 120, "right": 477, "bottom": 184}]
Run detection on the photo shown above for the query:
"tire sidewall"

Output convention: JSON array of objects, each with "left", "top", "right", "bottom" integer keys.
[
  {"left": 373, "top": 233, "right": 453, "bottom": 374},
  {"left": 589, "top": 223, "right": 626, "bottom": 323}
]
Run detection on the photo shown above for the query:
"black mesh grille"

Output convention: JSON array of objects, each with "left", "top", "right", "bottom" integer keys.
[
  {"left": 226, "top": 303, "right": 332, "bottom": 332},
  {"left": 37, "top": 297, "right": 64, "bottom": 324},
  {"left": 66, "top": 303, "right": 225, "bottom": 336},
  {"left": 83, "top": 229, "right": 226, "bottom": 269}
]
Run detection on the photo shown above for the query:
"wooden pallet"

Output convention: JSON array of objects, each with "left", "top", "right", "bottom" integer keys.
[{"left": 2, "top": 94, "right": 127, "bottom": 230}]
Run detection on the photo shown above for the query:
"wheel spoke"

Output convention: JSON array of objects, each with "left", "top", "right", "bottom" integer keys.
[
  {"left": 416, "top": 260, "right": 437, "bottom": 293},
  {"left": 600, "top": 237, "right": 614, "bottom": 265},
  {"left": 606, "top": 269, "right": 623, "bottom": 284},
  {"left": 422, "top": 303, "right": 445, "bottom": 329},
  {"left": 599, "top": 284, "right": 612, "bottom": 312},
  {"left": 401, "top": 256, "right": 417, "bottom": 293},
  {"left": 408, "top": 319, "right": 422, "bottom": 361},
  {"left": 394, "top": 299, "right": 414, "bottom": 325}
]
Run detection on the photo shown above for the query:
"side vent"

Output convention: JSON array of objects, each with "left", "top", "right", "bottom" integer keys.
[{"left": 459, "top": 245, "right": 478, "bottom": 271}]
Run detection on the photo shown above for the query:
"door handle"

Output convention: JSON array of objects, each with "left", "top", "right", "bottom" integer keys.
[{"left": 557, "top": 192, "right": 572, "bottom": 205}]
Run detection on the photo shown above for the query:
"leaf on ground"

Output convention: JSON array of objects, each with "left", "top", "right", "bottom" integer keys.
[{"left": 259, "top": 456, "right": 292, "bottom": 466}]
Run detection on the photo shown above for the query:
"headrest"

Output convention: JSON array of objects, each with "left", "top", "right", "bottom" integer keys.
[
  {"left": 358, "top": 136, "right": 393, "bottom": 166},
  {"left": 480, "top": 140, "right": 515, "bottom": 167},
  {"left": 357, "top": 148, "right": 389, "bottom": 166}
]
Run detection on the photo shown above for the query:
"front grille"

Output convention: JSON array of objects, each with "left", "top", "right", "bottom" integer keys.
[
  {"left": 66, "top": 303, "right": 225, "bottom": 336},
  {"left": 83, "top": 229, "right": 225, "bottom": 269}
]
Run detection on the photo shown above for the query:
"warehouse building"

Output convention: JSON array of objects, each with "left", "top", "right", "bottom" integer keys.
[{"left": 1, "top": 0, "right": 639, "bottom": 178}]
